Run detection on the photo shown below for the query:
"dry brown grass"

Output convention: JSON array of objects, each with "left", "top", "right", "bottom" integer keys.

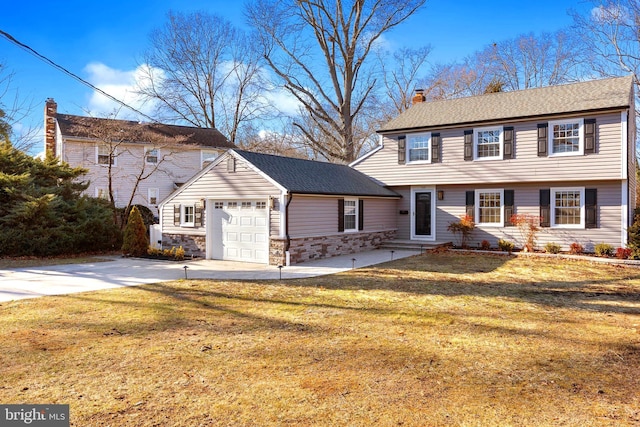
[{"left": 0, "top": 252, "right": 639, "bottom": 426}]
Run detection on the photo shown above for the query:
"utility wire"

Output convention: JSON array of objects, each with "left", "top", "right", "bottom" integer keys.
[{"left": 0, "top": 28, "right": 159, "bottom": 123}]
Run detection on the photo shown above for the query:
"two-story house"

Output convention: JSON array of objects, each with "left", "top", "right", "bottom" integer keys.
[
  {"left": 352, "top": 75, "right": 637, "bottom": 251},
  {"left": 157, "top": 75, "right": 636, "bottom": 265},
  {"left": 44, "top": 99, "right": 235, "bottom": 219}
]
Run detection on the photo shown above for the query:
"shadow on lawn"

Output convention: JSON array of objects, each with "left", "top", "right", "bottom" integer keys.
[{"left": 296, "top": 251, "right": 640, "bottom": 315}]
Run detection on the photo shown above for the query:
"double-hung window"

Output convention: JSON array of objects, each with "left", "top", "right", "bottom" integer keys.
[
  {"left": 407, "top": 132, "right": 431, "bottom": 163},
  {"left": 145, "top": 147, "right": 159, "bottom": 164},
  {"left": 475, "top": 189, "right": 503, "bottom": 226},
  {"left": 148, "top": 188, "right": 158, "bottom": 205},
  {"left": 343, "top": 199, "right": 358, "bottom": 231},
  {"left": 549, "top": 119, "right": 583, "bottom": 156},
  {"left": 181, "top": 205, "right": 195, "bottom": 227},
  {"left": 97, "top": 145, "right": 116, "bottom": 165},
  {"left": 551, "top": 187, "right": 584, "bottom": 228},
  {"left": 474, "top": 126, "right": 502, "bottom": 160}
]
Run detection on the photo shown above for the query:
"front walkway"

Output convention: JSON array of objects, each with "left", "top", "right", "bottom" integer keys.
[{"left": 0, "top": 248, "right": 420, "bottom": 303}]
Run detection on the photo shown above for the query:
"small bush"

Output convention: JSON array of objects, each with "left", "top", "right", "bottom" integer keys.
[
  {"left": 480, "top": 240, "right": 491, "bottom": 250},
  {"left": 498, "top": 239, "right": 514, "bottom": 253},
  {"left": 569, "top": 242, "right": 584, "bottom": 255},
  {"left": 510, "top": 213, "right": 541, "bottom": 252},
  {"left": 148, "top": 245, "right": 185, "bottom": 261},
  {"left": 594, "top": 243, "right": 614, "bottom": 257},
  {"left": 544, "top": 242, "right": 561, "bottom": 254},
  {"left": 616, "top": 247, "right": 632, "bottom": 259},
  {"left": 447, "top": 215, "right": 475, "bottom": 248}
]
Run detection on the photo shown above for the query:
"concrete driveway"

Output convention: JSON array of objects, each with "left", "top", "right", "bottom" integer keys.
[{"left": 0, "top": 249, "right": 419, "bottom": 302}]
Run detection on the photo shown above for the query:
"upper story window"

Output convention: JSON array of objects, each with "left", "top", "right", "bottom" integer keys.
[
  {"left": 145, "top": 147, "right": 159, "bottom": 164},
  {"left": 97, "top": 145, "right": 116, "bottom": 166},
  {"left": 549, "top": 119, "right": 583, "bottom": 156},
  {"left": 201, "top": 150, "right": 218, "bottom": 168},
  {"left": 343, "top": 199, "right": 358, "bottom": 231},
  {"left": 551, "top": 187, "right": 584, "bottom": 228},
  {"left": 475, "top": 189, "right": 503, "bottom": 226},
  {"left": 148, "top": 188, "right": 158, "bottom": 205},
  {"left": 474, "top": 126, "right": 502, "bottom": 160},
  {"left": 407, "top": 132, "right": 431, "bottom": 163}
]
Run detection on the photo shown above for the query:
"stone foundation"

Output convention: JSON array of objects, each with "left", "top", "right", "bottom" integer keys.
[
  {"left": 162, "top": 234, "right": 206, "bottom": 258},
  {"left": 270, "top": 230, "right": 397, "bottom": 266}
]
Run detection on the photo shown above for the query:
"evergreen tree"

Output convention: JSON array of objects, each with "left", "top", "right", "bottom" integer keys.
[
  {"left": 121, "top": 206, "right": 149, "bottom": 257},
  {"left": 0, "top": 141, "right": 121, "bottom": 256}
]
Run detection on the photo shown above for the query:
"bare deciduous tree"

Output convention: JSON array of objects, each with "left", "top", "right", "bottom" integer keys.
[
  {"left": 0, "top": 62, "right": 38, "bottom": 151},
  {"left": 247, "top": 0, "right": 427, "bottom": 163},
  {"left": 137, "top": 11, "right": 268, "bottom": 144}
]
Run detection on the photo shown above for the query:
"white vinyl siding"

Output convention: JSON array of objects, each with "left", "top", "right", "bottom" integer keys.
[{"left": 353, "top": 113, "right": 624, "bottom": 186}]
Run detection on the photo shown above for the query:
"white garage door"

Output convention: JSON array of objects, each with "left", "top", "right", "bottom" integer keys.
[{"left": 210, "top": 200, "right": 268, "bottom": 263}]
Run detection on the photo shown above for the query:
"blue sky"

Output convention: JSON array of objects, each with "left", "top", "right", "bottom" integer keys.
[{"left": 1, "top": 0, "right": 593, "bottom": 152}]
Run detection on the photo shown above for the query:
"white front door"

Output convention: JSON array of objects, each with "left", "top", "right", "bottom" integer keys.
[
  {"left": 210, "top": 200, "right": 268, "bottom": 263},
  {"left": 411, "top": 188, "right": 436, "bottom": 241}
]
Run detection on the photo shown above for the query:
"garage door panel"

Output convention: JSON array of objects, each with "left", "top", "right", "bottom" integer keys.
[{"left": 210, "top": 200, "right": 269, "bottom": 264}]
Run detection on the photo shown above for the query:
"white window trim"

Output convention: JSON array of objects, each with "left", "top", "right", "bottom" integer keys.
[
  {"left": 549, "top": 118, "right": 584, "bottom": 157},
  {"left": 551, "top": 187, "right": 585, "bottom": 229},
  {"left": 181, "top": 204, "right": 195, "bottom": 227},
  {"left": 473, "top": 126, "right": 503, "bottom": 161},
  {"left": 475, "top": 189, "right": 504, "bottom": 226},
  {"left": 148, "top": 188, "right": 159, "bottom": 206},
  {"left": 145, "top": 147, "right": 159, "bottom": 165},
  {"left": 343, "top": 198, "right": 359, "bottom": 232},
  {"left": 406, "top": 132, "right": 431, "bottom": 164},
  {"left": 96, "top": 145, "right": 116, "bottom": 166}
]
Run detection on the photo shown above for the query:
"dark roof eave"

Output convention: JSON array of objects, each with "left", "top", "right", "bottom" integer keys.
[{"left": 377, "top": 105, "right": 631, "bottom": 135}]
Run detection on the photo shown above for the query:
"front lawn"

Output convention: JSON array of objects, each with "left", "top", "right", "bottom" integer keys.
[{"left": 0, "top": 252, "right": 638, "bottom": 426}]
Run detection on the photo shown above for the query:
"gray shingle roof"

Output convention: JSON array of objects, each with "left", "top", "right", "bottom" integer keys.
[
  {"left": 380, "top": 75, "right": 634, "bottom": 132},
  {"left": 57, "top": 114, "right": 234, "bottom": 149},
  {"left": 234, "top": 150, "right": 400, "bottom": 197}
]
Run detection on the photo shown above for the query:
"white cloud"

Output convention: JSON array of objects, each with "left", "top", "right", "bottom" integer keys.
[{"left": 84, "top": 62, "right": 162, "bottom": 119}]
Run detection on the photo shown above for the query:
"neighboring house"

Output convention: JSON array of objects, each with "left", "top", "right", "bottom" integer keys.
[
  {"left": 158, "top": 149, "right": 400, "bottom": 265},
  {"left": 351, "top": 75, "right": 637, "bottom": 251},
  {"left": 44, "top": 99, "right": 235, "bottom": 218}
]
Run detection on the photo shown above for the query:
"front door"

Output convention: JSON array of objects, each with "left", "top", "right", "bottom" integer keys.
[{"left": 412, "top": 189, "right": 435, "bottom": 240}]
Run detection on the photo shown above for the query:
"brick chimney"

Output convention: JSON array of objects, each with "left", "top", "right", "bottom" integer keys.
[
  {"left": 412, "top": 88, "right": 426, "bottom": 105},
  {"left": 44, "top": 98, "right": 57, "bottom": 157}
]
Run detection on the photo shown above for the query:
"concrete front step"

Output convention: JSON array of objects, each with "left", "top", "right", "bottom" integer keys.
[{"left": 379, "top": 240, "right": 452, "bottom": 251}]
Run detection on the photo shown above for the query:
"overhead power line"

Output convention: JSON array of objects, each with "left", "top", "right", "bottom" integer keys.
[{"left": 0, "top": 28, "right": 158, "bottom": 123}]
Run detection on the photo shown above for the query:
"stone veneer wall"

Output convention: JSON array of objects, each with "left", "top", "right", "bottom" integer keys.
[
  {"left": 162, "top": 234, "right": 206, "bottom": 257},
  {"left": 270, "top": 230, "right": 397, "bottom": 266}
]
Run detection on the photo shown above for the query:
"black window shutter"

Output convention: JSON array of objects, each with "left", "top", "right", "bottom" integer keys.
[
  {"left": 358, "top": 199, "right": 364, "bottom": 231},
  {"left": 503, "top": 126, "right": 514, "bottom": 159},
  {"left": 584, "top": 118, "right": 596, "bottom": 154},
  {"left": 338, "top": 199, "right": 345, "bottom": 232},
  {"left": 195, "top": 204, "right": 203, "bottom": 227},
  {"left": 174, "top": 204, "right": 181, "bottom": 226},
  {"left": 431, "top": 133, "right": 441, "bottom": 163},
  {"left": 585, "top": 188, "right": 597, "bottom": 228},
  {"left": 504, "top": 190, "right": 515, "bottom": 226},
  {"left": 398, "top": 136, "right": 406, "bottom": 164},
  {"left": 465, "top": 191, "right": 475, "bottom": 220},
  {"left": 540, "top": 189, "right": 551, "bottom": 227},
  {"left": 464, "top": 130, "right": 473, "bottom": 161},
  {"left": 537, "top": 123, "right": 548, "bottom": 157}
]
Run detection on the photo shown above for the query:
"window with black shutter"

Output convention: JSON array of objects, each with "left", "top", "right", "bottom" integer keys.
[
  {"left": 584, "top": 119, "right": 596, "bottom": 154},
  {"left": 358, "top": 199, "right": 364, "bottom": 231},
  {"left": 173, "top": 204, "right": 181, "bottom": 226},
  {"left": 465, "top": 191, "right": 475, "bottom": 220},
  {"left": 540, "top": 189, "right": 551, "bottom": 227},
  {"left": 585, "top": 188, "right": 597, "bottom": 228},
  {"left": 503, "top": 127, "right": 514, "bottom": 159},
  {"left": 431, "top": 133, "right": 441, "bottom": 163},
  {"left": 504, "top": 190, "right": 515, "bottom": 226},
  {"left": 464, "top": 130, "right": 473, "bottom": 161},
  {"left": 537, "top": 124, "right": 548, "bottom": 157},
  {"left": 338, "top": 199, "right": 345, "bottom": 232},
  {"left": 398, "top": 136, "right": 406, "bottom": 164}
]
